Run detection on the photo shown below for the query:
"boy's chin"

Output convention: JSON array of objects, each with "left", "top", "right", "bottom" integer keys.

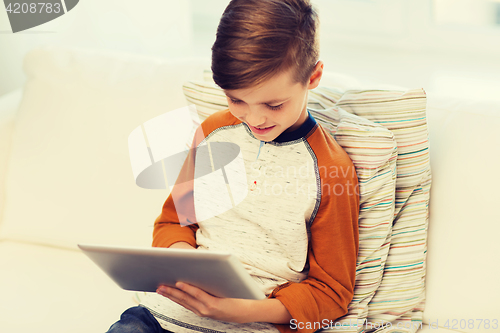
[
  {"left": 254, "top": 130, "right": 281, "bottom": 142},
  {"left": 254, "top": 135, "right": 275, "bottom": 142}
]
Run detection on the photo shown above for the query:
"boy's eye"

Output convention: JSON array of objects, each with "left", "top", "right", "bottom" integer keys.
[
  {"left": 229, "top": 98, "right": 243, "bottom": 105},
  {"left": 228, "top": 97, "right": 283, "bottom": 111},
  {"left": 267, "top": 103, "right": 283, "bottom": 111}
]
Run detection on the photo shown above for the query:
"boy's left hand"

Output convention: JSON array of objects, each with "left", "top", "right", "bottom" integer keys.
[{"left": 156, "top": 282, "right": 251, "bottom": 323}]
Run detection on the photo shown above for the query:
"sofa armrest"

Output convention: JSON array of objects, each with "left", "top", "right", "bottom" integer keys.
[{"left": 0, "top": 89, "right": 22, "bottom": 227}]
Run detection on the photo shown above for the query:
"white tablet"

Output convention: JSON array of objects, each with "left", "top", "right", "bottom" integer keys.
[{"left": 78, "top": 244, "right": 266, "bottom": 300}]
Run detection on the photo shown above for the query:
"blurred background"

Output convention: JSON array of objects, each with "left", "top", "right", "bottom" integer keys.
[{"left": 1, "top": 0, "right": 500, "bottom": 102}]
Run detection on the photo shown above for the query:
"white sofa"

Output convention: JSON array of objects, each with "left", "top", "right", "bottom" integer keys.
[{"left": 0, "top": 46, "right": 499, "bottom": 333}]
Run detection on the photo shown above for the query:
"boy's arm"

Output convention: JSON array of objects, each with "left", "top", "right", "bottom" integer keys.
[
  {"left": 152, "top": 189, "right": 199, "bottom": 249},
  {"left": 152, "top": 124, "right": 202, "bottom": 249},
  {"left": 152, "top": 110, "right": 237, "bottom": 249},
  {"left": 169, "top": 241, "right": 196, "bottom": 250},
  {"left": 151, "top": 151, "right": 200, "bottom": 248},
  {"left": 151, "top": 172, "right": 199, "bottom": 249}
]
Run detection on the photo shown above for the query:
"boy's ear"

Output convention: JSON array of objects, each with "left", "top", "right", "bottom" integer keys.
[{"left": 307, "top": 60, "right": 324, "bottom": 90}]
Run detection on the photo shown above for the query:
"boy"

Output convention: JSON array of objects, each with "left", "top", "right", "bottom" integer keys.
[{"left": 107, "top": 0, "right": 359, "bottom": 332}]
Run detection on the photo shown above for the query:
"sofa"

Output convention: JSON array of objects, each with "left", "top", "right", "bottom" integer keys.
[{"left": 0, "top": 46, "right": 499, "bottom": 333}]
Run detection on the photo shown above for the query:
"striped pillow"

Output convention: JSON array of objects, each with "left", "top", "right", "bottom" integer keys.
[
  {"left": 312, "top": 107, "right": 397, "bottom": 332},
  {"left": 182, "top": 79, "right": 430, "bottom": 332},
  {"left": 182, "top": 81, "right": 227, "bottom": 121},
  {"left": 315, "top": 88, "right": 430, "bottom": 332}
]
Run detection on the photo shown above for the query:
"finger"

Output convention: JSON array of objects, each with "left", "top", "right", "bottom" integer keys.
[
  {"left": 175, "top": 282, "right": 215, "bottom": 303},
  {"left": 175, "top": 283, "right": 223, "bottom": 318},
  {"left": 156, "top": 288, "right": 200, "bottom": 315},
  {"left": 157, "top": 285, "right": 191, "bottom": 303},
  {"left": 157, "top": 285, "right": 204, "bottom": 315},
  {"left": 161, "top": 293, "right": 201, "bottom": 316}
]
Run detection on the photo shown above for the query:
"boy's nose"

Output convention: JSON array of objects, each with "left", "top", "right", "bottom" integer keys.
[{"left": 245, "top": 107, "right": 266, "bottom": 127}]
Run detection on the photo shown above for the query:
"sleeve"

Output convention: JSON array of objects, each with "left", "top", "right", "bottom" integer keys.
[
  {"left": 269, "top": 134, "right": 360, "bottom": 333},
  {"left": 151, "top": 191, "right": 199, "bottom": 248},
  {"left": 152, "top": 109, "right": 240, "bottom": 249},
  {"left": 151, "top": 128, "right": 200, "bottom": 248}
]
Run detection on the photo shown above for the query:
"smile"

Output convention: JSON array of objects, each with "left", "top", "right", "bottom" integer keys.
[{"left": 249, "top": 124, "right": 276, "bottom": 134}]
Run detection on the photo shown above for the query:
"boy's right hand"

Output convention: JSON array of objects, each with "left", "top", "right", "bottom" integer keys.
[{"left": 169, "top": 241, "right": 196, "bottom": 250}]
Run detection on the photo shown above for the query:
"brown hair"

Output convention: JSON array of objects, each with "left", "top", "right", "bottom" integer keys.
[{"left": 211, "top": 0, "right": 319, "bottom": 90}]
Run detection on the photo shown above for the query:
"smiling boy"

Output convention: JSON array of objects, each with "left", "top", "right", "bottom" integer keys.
[
  {"left": 223, "top": 67, "right": 312, "bottom": 142},
  {"left": 106, "top": 1, "right": 359, "bottom": 333}
]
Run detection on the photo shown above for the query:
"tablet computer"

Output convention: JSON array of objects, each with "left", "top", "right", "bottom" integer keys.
[{"left": 78, "top": 244, "right": 266, "bottom": 300}]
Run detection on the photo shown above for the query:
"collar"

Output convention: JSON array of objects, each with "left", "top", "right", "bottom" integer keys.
[
  {"left": 242, "top": 110, "right": 317, "bottom": 144},
  {"left": 272, "top": 110, "right": 317, "bottom": 143}
]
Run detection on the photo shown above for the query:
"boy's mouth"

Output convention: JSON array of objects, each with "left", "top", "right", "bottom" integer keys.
[{"left": 249, "top": 124, "right": 275, "bottom": 134}]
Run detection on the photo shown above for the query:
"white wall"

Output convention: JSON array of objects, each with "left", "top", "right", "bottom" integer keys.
[
  {"left": 2, "top": 0, "right": 500, "bottom": 103},
  {"left": 0, "top": 0, "right": 193, "bottom": 96},
  {"left": 314, "top": 0, "right": 500, "bottom": 102},
  {"left": 189, "top": 0, "right": 500, "bottom": 102}
]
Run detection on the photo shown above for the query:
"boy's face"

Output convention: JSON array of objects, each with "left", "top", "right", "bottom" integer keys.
[{"left": 224, "top": 63, "right": 322, "bottom": 142}]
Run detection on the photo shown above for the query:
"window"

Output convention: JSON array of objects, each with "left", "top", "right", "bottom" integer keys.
[{"left": 434, "top": 0, "right": 500, "bottom": 28}]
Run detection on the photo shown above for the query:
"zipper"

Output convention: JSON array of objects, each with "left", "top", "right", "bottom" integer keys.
[{"left": 255, "top": 140, "right": 266, "bottom": 161}]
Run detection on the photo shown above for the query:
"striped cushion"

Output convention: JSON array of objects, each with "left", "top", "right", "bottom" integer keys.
[
  {"left": 182, "top": 79, "right": 430, "bottom": 332},
  {"left": 182, "top": 81, "right": 227, "bottom": 120},
  {"left": 312, "top": 107, "right": 397, "bottom": 332},
  {"left": 315, "top": 88, "right": 430, "bottom": 332}
]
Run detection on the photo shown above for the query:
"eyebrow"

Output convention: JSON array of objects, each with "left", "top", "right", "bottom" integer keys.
[{"left": 224, "top": 93, "right": 290, "bottom": 105}]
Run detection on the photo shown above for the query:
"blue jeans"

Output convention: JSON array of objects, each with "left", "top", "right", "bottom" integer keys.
[{"left": 106, "top": 306, "right": 174, "bottom": 333}]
